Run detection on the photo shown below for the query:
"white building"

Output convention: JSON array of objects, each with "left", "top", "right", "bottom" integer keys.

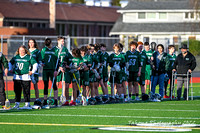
[
  {"left": 85, "top": 0, "right": 112, "bottom": 7},
  {"left": 110, "top": 0, "right": 200, "bottom": 47}
]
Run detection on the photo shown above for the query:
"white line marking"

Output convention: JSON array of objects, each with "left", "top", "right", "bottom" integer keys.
[
  {"left": 133, "top": 103, "right": 200, "bottom": 106},
  {"left": 0, "top": 113, "right": 199, "bottom": 120},
  {"left": 59, "top": 107, "right": 200, "bottom": 112}
]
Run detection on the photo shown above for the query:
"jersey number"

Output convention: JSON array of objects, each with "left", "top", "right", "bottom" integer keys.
[
  {"left": 16, "top": 63, "right": 24, "bottom": 70},
  {"left": 48, "top": 55, "right": 51, "bottom": 63},
  {"left": 129, "top": 59, "right": 136, "bottom": 66}
]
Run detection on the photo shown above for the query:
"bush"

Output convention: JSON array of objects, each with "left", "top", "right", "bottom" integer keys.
[{"left": 182, "top": 39, "right": 200, "bottom": 56}]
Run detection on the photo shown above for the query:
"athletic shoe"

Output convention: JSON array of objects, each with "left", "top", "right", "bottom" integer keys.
[
  {"left": 62, "top": 101, "right": 69, "bottom": 106},
  {"left": 69, "top": 101, "right": 76, "bottom": 106},
  {"left": 13, "top": 103, "right": 20, "bottom": 109},
  {"left": 164, "top": 95, "right": 170, "bottom": 98},
  {"left": 135, "top": 96, "right": 140, "bottom": 101},
  {"left": 21, "top": 104, "right": 32, "bottom": 109}
]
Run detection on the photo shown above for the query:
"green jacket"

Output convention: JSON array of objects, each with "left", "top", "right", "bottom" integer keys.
[{"left": 0, "top": 52, "right": 8, "bottom": 74}]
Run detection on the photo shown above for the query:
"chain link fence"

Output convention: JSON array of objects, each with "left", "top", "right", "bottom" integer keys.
[{"left": 0, "top": 35, "right": 199, "bottom": 72}]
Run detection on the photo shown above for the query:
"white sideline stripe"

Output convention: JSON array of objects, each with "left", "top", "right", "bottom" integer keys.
[
  {"left": 134, "top": 103, "right": 200, "bottom": 106},
  {"left": 0, "top": 113, "right": 199, "bottom": 120},
  {"left": 60, "top": 108, "right": 200, "bottom": 112}
]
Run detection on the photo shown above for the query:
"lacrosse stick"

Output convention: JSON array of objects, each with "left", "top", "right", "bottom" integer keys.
[
  {"left": 59, "top": 72, "right": 66, "bottom": 105},
  {"left": 72, "top": 73, "right": 87, "bottom": 106}
]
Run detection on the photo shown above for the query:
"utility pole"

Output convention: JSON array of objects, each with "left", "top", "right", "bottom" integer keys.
[{"left": 49, "top": 0, "right": 56, "bottom": 29}]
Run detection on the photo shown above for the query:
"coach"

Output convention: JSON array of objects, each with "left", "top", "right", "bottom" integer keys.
[
  {"left": 0, "top": 52, "right": 8, "bottom": 106},
  {"left": 173, "top": 44, "right": 196, "bottom": 100}
]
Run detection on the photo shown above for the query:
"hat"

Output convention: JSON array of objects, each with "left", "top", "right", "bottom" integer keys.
[{"left": 179, "top": 44, "right": 189, "bottom": 49}]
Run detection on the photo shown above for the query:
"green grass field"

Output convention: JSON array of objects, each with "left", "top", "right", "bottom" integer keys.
[
  {"left": 0, "top": 100, "right": 200, "bottom": 133},
  {"left": 0, "top": 83, "right": 200, "bottom": 133}
]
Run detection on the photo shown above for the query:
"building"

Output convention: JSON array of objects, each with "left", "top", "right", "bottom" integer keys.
[
  {"left": 110, "top": 0, "right": 200, "bottom": 46},
  {"left": 85, "top": 0, "right": 112, "bottom": 7},
  {"left": 0, "top": 0, "right": 120, "bottom": 36}
]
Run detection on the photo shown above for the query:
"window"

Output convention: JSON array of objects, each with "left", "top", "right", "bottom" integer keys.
[
  {"left": 185, "top": 12, "right": 189, "bottom": 19},
  {"left": 138, "top": 12, "right": 145, "bottom": 19},
  {"left": 147, "top": 13, "right": 156, "bottom": 19},
  {"left": 159, "top": 12, "right": 167, "bottom": 19},
  {"left": 185, "top": 12, "right": 195, "bottom": 19},
  {"left": 190, "top": 12, "right": 194, "bottom": 19}
]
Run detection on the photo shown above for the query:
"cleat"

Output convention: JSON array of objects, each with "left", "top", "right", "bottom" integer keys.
[
  {"left": 62, "top": 101, "right": 69, "bottom": 106},
  {"left": 69, "top": 101, "right": 76, "bottom": 106},
  {"left": 13, "top": 103, "right": 20, "bottom": 109},
  {"left": 164, "top": 95, "right": 170, "bottom": 98}
]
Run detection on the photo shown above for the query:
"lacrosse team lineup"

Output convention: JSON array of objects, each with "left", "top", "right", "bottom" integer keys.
[{"left": 0, "top": 36, "right": 196, "bottom": 110}]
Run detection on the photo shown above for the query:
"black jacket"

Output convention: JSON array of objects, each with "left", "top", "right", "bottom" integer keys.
[
  {"left": 173, "top": 51, "right": 196, "bottom": 75},
  {"left": 151, "top": 52, "right": 170, "bottom": 75}
]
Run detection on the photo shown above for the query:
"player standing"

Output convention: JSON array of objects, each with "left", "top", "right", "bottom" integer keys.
[
  {"left": 9, "top": 45, "right": 38, "bottom": 108},
  {"left": 28, "top": 39, "right": 42, "bottom": 100},
  {"left": 125, "top": 41, "right": 141, "bottom": 101},
  {"left": 41, "top": 38, "right": 58, "bottom": 106}
]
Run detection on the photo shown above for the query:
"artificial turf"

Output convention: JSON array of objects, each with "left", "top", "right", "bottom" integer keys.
[{"left": 0, "top": 100, "right": 200, "bottom": 133}]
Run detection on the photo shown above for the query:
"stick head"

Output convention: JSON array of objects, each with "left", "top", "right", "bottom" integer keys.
[
  {"left": 82, "top": 96, "right": 87, "bottom": 106},
  {"left": 5, "top": 99, "right": 10, "bottom": 108}
]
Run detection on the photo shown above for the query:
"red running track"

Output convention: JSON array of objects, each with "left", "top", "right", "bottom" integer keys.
[{"left": 5, "top": 77, "right": 200, "bottom": 91}]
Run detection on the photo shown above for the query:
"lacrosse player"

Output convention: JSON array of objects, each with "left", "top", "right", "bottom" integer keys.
[
  {"left": 99, "top": 43, "right": 109, "bottom": 99},
  {"left": 87, "top": 44, "right": 97, "bottom": 99},
  {"left": 55, "top": 36, "right": 70, "bottom": 105},
  {"left": 125, "top": 41, "right": 141, "bottom": 101},
  {"left": 137, "top": 42, "right": 149, "bottom": 96},
  {"left": 41, "top": 38, "right": 59, "bottom": 106},
  {"left": 118, "top": 43, "right": 128, "bottom": 101},
  {"left": 79, "top": 46, "right": 92, "bottom": 101},
  {"left": 62, "top": 48, "right": 82, "bottom": 106},
  {"left": 164, "top": 45, "right": 176, "bottom": 98},
  {"left": 108, "top": 43, "right": 126, "bottom": 101},
  {"left": 28, "top": 39, "right": 42, "bottom": 100},
  {"left": 9, "top": 45, "right": 38, "bottom": 108},
  {"left": 93, "top": 44, "right": 102, "bottom": 102},
  {"left": 144, "top": 42, "right": 154, "bottom": 92},
  {"left": 0, "top": 52, "right": 8, "bottom": 107},
  {"left": 60, "top": 51, "right": 73, "bottom": 106}
]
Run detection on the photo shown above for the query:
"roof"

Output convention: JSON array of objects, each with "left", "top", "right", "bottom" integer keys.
[
  {"left": 0, "top": 0, "right": 120, "bottom": 22},
  {"left": 110, "top": 15, "right": 200, "bottom": 35},
  {"left": 120, "top": 0, "right": 196, "bottom": 11}
]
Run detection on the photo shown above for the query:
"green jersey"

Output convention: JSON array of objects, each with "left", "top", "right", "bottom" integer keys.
[
  {"left": 10, "top": 54, "right": 37, "bottom": 75},
  {"left": 108, "top": 53, "right": 125, "bottom": 70},
  {"left": 100, "top": 52, "right": 109, "bottom": 74},
  {"left": 71, "top": 57, "right": 83, "bottom": 68},
  {"left": 41, "top": 46, "right": 58, "bottom": 70},
  {"left": 0, "top": 52, "right": 8, "bottom": 74},
  {"left": 168, "top": 53, "right": 176, "bottom": 71},
  {"left": 29, "top": 49, "right": 42, "bottom": 64},
  {"left": 125, "top": 50, "right": 141, "bottom": 72},
  {"left": 56, "top": 46, "right": 69, "bottom": 63},
  {"left": 82, "top": 54, "right": 92, "bottom": 67},
  {"left": 139, "top": 51, "right": 148, "bottom": 73},
  {"left": 62, "top": 52, "right": 73, "bottom": 67},
  {"left": 144, "top": 49, "right": 153, "bottom": 70}
]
